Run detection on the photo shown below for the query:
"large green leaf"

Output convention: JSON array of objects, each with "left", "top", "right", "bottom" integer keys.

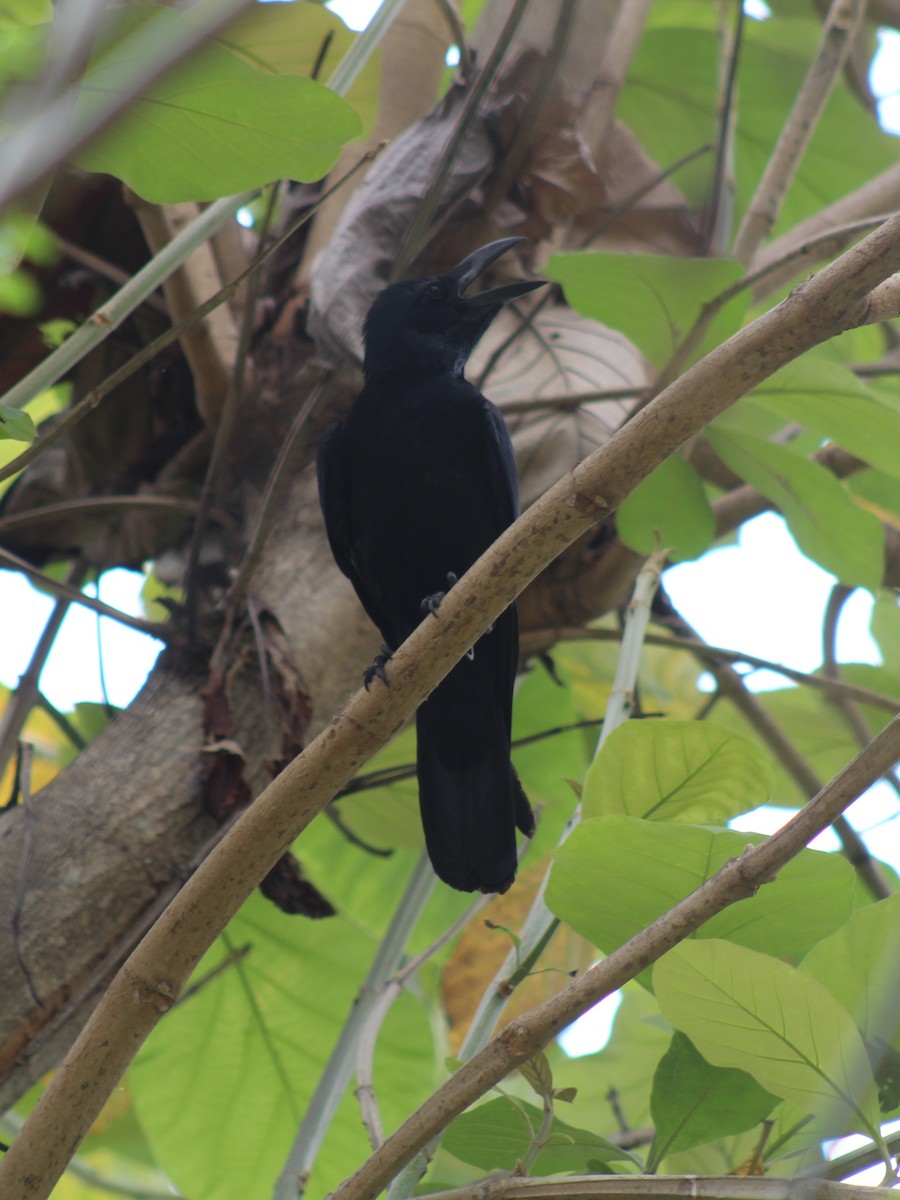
[
  {"left": 130, "top": 892, "right": 435, "bottom": 1200},
  {"left": 650, "top": 1031, "right": 778, "bottom": 1161},
  {"left": 547, "top": 818, "right": 856, "bottom": 964},
  {"left": 654, "top": 940, "right": 881, "bottom": 1136},
  {"left": 616, "top": 454, "right": 715, "bottom": 562},
  {"left": 751, "top": 356, "right": 900, "bottom": 481},
  {"left": 582, "top": 720, "right": 772, "bottom": 824},
  {"left": 546, "top": 252, "right": 748, "bottom": 369},
  {"left": 74, "top": 6, "right": 361, "bottom": 203},
  {"left": 707, "top": 427, "right": 884, "bottom": 589},
  {"left": 443, "top": 1096, "right": 628, "bottom": 1175},
  {"left": 214, "top": 1, "right": 379, "bottom": 134},
  {"left": 801, "top": 895, "right": 900, "bottom": 1052}
]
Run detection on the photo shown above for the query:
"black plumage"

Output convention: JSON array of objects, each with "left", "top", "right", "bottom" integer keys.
[{"left": 317, "top": 238, "right": 543, "bottom": 893}]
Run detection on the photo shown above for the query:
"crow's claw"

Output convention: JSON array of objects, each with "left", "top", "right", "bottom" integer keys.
[
  {"left": 363, "top": 644, "right": 393, "bottom": 690},
  {"left": 421, "top": 571, "right": 459, "bottom": 617}
]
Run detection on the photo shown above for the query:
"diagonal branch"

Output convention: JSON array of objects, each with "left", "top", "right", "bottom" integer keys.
[{"left": 2, "top": 203, "right": 900, "bottom": 1200}]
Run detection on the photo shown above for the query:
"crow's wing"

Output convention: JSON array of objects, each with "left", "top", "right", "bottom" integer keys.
[
  {"left": 481, "top": 399, "right": 520, "bottom": 527},
  {"left": 317, "top": 422, "right": 388, "bottom": 638}
]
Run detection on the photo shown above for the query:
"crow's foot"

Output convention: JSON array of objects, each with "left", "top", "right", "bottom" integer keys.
[
  {"left": 421, "top": 571, "right": 459, "bottom": 617},
  {"left": 363, "top": 644, "right": 393, "bottom": 690}
]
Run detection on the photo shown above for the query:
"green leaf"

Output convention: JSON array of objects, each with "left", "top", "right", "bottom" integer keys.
[
  {"left": 443, "top": 1096, "right": 630, "bottom": 1175},
  {"left": 707, "top": 427, "right": 884, "bottom": 589},
  {"left": 616, "top": 455, "right": 715, "bottom": 562},
  {"left": 654, "top": 940, "right": 881, "bottom": 1136},
  {"left": 216, "top": 2, "right": 379, "bottom": 134},
  {"left": 0, "top": 404, "right": 36, "bottom": 442},
  {"left": 650, "top": 1031, "right": 778, "bottom": 1160},
  {"left": 130, "top": 892, "right": 435, "bottom": 1199},
  {"left": 751, "top": 356, "right": 900, "bottom": 481},
  {"left": 848, "top": 469, "right": 900, "bottom": 525},
  {"left": 583, "top": 720, "right": 773, "bottom": 824},
  {"left": 519, "top": 1052, "right": 554, "bottom": 1100},
  {"left": 618, "top": 24, "right": 897, "bottom": 237},
  {"left": 0, "top": 269, "right": 41, "bottom": 316},
  {"left": 801, "top": 894, "right": 900, "bottom": 1051},
  {"left": 547, "top": 818, "right": 856, "bottom": 965},
  {"left": 546, "top": 252, "right": 748, "bottom": 369},
  {"left": 74, "top": 6, "right": 362, "bottom": 203}
]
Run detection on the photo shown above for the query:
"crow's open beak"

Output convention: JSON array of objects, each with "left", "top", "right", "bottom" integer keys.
[{"left": 449, "top": 237, "right": 545, "bottom": 308}]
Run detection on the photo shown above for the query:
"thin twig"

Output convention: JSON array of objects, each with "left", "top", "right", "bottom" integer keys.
[
  {"left": 184, "top": 181, "right": 281, "bottom": 642},
  {"left": 518, "top": 625, "right": 900, "bottom": 714},
  {"left": 751, "top": 162, "right": 900, "bottom": 297},
  {"left": 482, "top": 0, "right": 577, "bottom": 216},
  {"left": 33, "top": 691, "right": 88, "bottom": 751},
  {"left": 12, "top": 743, "right": 41, "bottom": 1008},
  {"left": 392, "top": 0, "right": 531, "bottom": 280},
  {"left": 701, "top": 0, "right": 743, "bottom": 255},
  {"left": 226, "top": 373, "right": 334, "bottom": 617},
  {"left": 821, "top": 583, "right": 900, "bottom": 800},
  {"left": 732, "top": 0, "right": 866, "bottom": 265},
  {"left": 0, "top": 549, "right": 169, "bottom": 642},
  {"left": 432, "top": 0, "right": 472, "bottom": 76},
  {"left": 0, "top": 494, "right": 233, "bottom": 539},
  {"left": 0, "top": 559, "right": 89, "bottom": 781},
  {"left": 355, "top": 891, "right": 491, "bottom": 1155},
  {"left": 667, "top": 606, "right": 892, "bottom": 900}
]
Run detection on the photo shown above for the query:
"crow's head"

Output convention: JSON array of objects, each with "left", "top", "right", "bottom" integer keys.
[{"left": 363, "top": 238, "right": 544, "bottom": 381}]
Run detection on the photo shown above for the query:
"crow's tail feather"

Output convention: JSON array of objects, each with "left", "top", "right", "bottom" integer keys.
[{"left": 415, "top": 656, "right": 533, "bottom": 894}]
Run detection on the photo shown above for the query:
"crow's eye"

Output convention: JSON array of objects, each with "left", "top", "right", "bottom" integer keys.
[{"left": 425, "top": 281, "right": 444, "bottom": 300}]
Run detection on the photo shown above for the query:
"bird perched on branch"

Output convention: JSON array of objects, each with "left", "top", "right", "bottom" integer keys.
[{"left": 317, "top": 237, "right": 544, "bottom": 893}]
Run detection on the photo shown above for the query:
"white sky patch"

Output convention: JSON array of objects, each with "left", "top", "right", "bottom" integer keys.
[
  {"left": 0, "top": 568, "right": 163, "bottom": 712},
  {"left": 326, "top": 0, "right": 383, "bottom": 33},
  {"left": 558, "top": 988, "right": 622, "bottom": 1058},
  {"left": 665, "top": 513, "right": 881, "bottom": 692}
]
